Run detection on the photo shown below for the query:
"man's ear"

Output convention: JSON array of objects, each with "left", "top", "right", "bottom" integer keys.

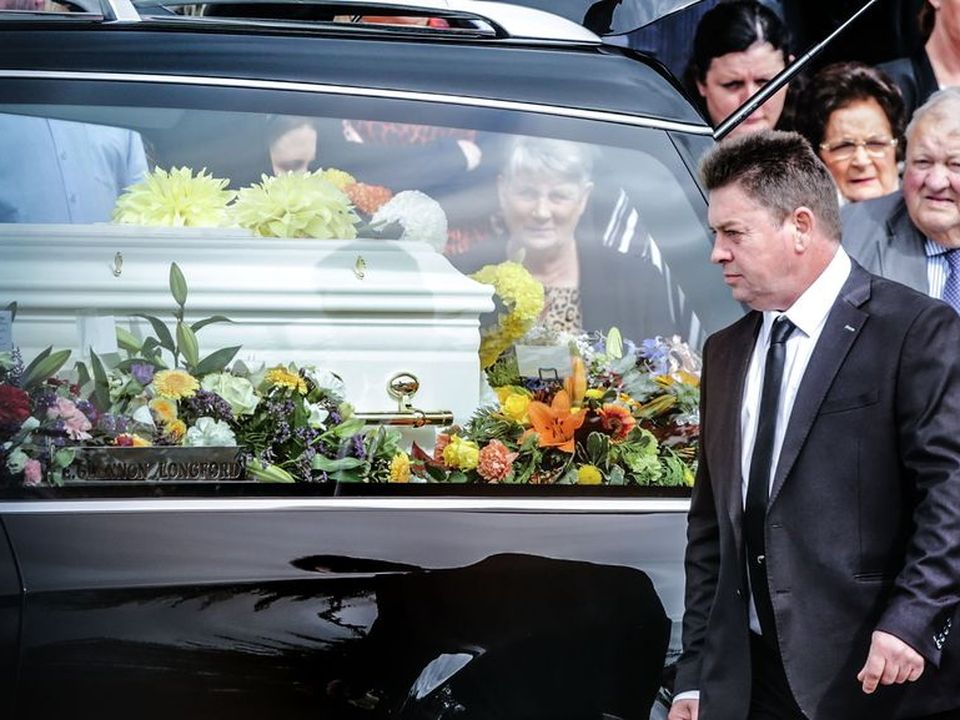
[{"left": 792, "top": 207, "right": 816, "bottom": 250}]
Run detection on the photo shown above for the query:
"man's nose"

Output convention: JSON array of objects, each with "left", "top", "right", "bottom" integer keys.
[
  {"left": 710, "top": 239, "right": 731, "bottom": 264},
  {"left": 925, "top": 164, "right": 951, "bottom": 191}
]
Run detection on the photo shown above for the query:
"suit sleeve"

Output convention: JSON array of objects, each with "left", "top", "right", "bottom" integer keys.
[
  {"left": 673, "top": 335, "right": 722, "bottom": 694},
  {"left": 876, "top": 301, "right": 960, "bottom": 666}
]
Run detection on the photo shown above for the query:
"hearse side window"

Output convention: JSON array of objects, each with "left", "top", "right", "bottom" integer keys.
[{"left": 0, "top": 81, "right": 738, "bottom": 492}]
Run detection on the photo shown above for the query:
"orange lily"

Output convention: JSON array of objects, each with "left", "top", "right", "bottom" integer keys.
[
  {"left": 526, "top": 389, "right": 585, "bottom": 453},
  {"left": 564, "top": 356, "right": 587, "bottom": 407}
]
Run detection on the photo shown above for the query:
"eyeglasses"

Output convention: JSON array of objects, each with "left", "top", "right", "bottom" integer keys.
[{"left": 819, "top": 137, "right": 898, "bottom": 160}]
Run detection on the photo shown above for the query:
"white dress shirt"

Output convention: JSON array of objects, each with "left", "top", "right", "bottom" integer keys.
[
  {"left": 672, "top": 248, "right": 853, "bottom": 706},
  {"left": 740, "top": 247, "right": 852, "bottom": 633}
]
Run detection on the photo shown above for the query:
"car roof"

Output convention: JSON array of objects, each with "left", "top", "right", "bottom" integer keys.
[{"left": 0, "top": 19, "right": 707, "bottom": 128}]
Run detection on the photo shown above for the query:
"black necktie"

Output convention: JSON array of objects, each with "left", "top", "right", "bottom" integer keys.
[{"left": 745, "top": 315, "right": 796, "bottom": 639}]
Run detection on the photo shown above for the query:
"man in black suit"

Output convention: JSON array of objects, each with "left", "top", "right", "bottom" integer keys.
[{"left": 668, "top": 130, "right": 960, "bottom": 720}]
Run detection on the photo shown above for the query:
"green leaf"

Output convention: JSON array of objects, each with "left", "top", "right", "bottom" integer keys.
[
  {"left": 88, "top": 350, "right": 112, "bottom": 412},
  {"left": 133, "top": 314, "right": 175, "bottom": 353},
  {"left": 191, "top": 315, "right": 232, "bottom": 333},
  {"left": 331, "top": 469, "right": 365, "bottom": 483},
  {"left": 333, "top": 417, "right": 366, "bottom": 439},
  {"left": 608, "top": 466, "right": 626, "bottom": 486},
  {"left": 53, "top": 447, "right": 76, "bottom": 470},
  {"left": 4, "top": 301, "right": 16, "bottom": 322},
  {"left": 74, "top": 361, "right": 91, "bottom": 388},
  {"left": 22, "top": 348, "right": 72, "bottom": 390},
  {"left": 169, "top": 262, "right": 188, "bottom": 307},
  {"left": 606, "top": 327, "right": 624, "bottom": 360},
  {"left": 246, "top": 459, "right": 296, "bottom": 483},
  {"left": 447, "top": 471, "right": 469, "bottom": 484},
  {"left": 115, "top": 326, "right": 142, "bottom": 353},
  {"left": 557, "top": 467, "right": 578, "bottom": 485},
  {"left": 22, "top": 346, "right": 52, "bottom": 380},
  {"left": 586, "top": 431, "right": 609, "bottom": 466},
  {"left": 194, "top": 346, "right": 241, "bottom": 376},
  {"left": 312, "top": 455, "right": 366, "bottom": 472},
  {"left": 176, "top": 322, "right": 200, "bottom": 368}
]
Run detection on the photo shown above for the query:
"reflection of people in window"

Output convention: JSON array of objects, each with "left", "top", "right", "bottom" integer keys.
[
  {"left": 266, "top": 115, "right": 318, "bottom": 175},
  {"left": 452, "top": 136, "right": 679, "bottom": 342},
  {"left": 0, "top": 114, "right": 147, "bottom": 223}
]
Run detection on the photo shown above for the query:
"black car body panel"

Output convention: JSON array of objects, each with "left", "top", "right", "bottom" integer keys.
[{"left": 0, "top": 26, "right": 704, "bottom": 125}]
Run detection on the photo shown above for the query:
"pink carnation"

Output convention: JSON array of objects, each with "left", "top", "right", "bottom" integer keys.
[
  {"left": 47, "top": 397, "right": 92, "bottom": 440},
  {"left": 23, "top": 459, "right": 42, "bottom": 486},
  {"left": 433, "top": 433, "right": 452, "bottom": 464},
  {"left": 477, "top": 439, "right": 517, "bottom": 483}
]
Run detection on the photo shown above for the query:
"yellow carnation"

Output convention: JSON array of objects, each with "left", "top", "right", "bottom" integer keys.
[
  {"left": 389, "top": 452, "right": 411, "bottom": 483},
  {"left": 577, "top": 464, "right": 603, "bottom": 485},
  {"left": 152, "top": 369, "right": 199, "bottom": 400},
  {"left": 149, "top": 397, "right": 178, "bottom": 424},
  {"left": 265, "top": 366, "right": 307, "bottom": 394},
  {"left": 164, "top": 419, "right": 187, "bottom": 442},
  {"left": 443, "top": 435, "right": 480, "bottom": 471},
  {"left": 471, "top": 261, "right": 545, "bottom": 369},
  {"left": 321, "top": 167, "right": 357, "bottom": 190}
]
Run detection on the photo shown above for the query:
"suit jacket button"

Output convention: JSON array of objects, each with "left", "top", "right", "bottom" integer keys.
[{"left": 756, "top": 554, "right": 765, "bottom": 565}]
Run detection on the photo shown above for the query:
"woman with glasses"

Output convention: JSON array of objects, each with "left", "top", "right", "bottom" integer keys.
[{"left": 796, "top": 62, "right": 906, "bottom": 204}]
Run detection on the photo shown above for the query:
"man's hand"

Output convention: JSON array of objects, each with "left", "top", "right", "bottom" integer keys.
[
  {"left": 857, "top": 630, "right": 925, "bottom": 694},
  {"left": 668, "top": 698, "right": 699, "bottom": 720}
]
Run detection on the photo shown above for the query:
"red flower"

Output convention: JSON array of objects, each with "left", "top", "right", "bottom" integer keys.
[
  {"left": 598, "top": 404, "right": 637, "bottom": 442},
  {"left": 0, "top": 384, "right": 31, "bottom": 424}
]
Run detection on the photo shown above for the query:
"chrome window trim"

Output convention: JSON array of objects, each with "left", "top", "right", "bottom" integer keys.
[
  {"left": 0, "top": 497, "right": 691, "bottom": 513},
  {"left": 0, "top": 69, "right": 714, "bottom": 136}
]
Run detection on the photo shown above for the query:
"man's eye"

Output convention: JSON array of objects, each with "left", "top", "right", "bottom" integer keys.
[
  {"left": 912, "top": 158, "right": 932, "bottom": 169},
  {"left": 721, "top": 81, "right": 743, "bottom": 90}
]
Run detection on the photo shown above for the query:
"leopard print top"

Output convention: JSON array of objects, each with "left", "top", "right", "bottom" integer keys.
[{"left": 542, "top": 285, "right": 583, "bottom": 334}]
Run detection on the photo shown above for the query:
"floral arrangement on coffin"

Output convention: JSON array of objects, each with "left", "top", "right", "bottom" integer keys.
[
  {"left": 408, "top": 328, "right": 701, "bottom": 486},
  {"left": 112, "top": 165, "right": 447, "bottom": 247},
  {"left": 0, "top": 265, "right": 406, "bottom": 486},
  {"left": 469, "top": 261, "right": 545, "bottom": 369}
]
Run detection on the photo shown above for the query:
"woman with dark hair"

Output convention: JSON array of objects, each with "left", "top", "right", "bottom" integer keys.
[
  {"left": 795, "top": 62, "right": 905, "bottom": 204},
  {"left": 880, "top": 0, "right": 960, "bottom": 117},
  {"left": 684, "top": 0, "right": 793, "bottom": 139}
]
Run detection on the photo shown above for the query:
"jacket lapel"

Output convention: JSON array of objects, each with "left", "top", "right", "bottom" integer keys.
[
  {"left": 880, "top": 199, "right": 928, "bottom": 293},
  {"left": 720, "top": 313, "right": 761, "bottom": 548},
  {"left": 768, "top": 264, "right": 872, "bottom": 507}
]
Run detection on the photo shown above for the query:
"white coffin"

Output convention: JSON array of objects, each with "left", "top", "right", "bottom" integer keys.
[{"left": 0, "top": 225, "right": 494, "bottom": 423}]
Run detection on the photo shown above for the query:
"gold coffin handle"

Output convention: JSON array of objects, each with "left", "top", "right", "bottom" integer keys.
[
  {"left": 353, "top": 410, "right": 454, "bottom": 428},
  {"left": 352, "top": 372, "right": 452, "bottom": 426}
]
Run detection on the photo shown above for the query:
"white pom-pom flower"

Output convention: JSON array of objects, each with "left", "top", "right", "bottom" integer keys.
[{"left": 370, "top": 190, "right": 448, "bottom": 251}]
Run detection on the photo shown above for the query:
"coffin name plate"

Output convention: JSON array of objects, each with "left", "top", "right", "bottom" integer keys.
[{"left": 62, "top": 446, "right": 246, "bottom": 483}]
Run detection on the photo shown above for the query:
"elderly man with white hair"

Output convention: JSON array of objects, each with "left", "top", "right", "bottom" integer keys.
[{"left": 843, "top": 87, "right": 960, "bottom": 313}]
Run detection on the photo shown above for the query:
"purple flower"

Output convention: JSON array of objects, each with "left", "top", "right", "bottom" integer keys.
[
  {"left": 129, "top": 362, "right": 155, "bottom": 386},
  {"left": 639, "top": 337, "right": 670, "bottom": 375},
  {"left": 183, "top": 389, "right": 234, "bottom": 422},
  {"left": 350, "top": 434, "right": 366, "bottom": 460},
  {"left": 76, "top": 399, "right": 98, "bottom": 424},
  {"left": 98, "top": 413, "right": 118, "bottom": 433}
]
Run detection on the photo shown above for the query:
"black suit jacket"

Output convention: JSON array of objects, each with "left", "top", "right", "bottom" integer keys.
[{"left": 674, "top": 262, "right": 960, "bottom": 719}]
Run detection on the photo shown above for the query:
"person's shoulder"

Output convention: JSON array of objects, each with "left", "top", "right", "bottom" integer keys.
[
  {"left": 841, "top": 191, "right": 904, "bottom": 226},
  {"left": 863, "top": 266, "right": 955, "bottom": 325},
  {"left": 446, "top": 240, "right": 507, "bottom": 275}
]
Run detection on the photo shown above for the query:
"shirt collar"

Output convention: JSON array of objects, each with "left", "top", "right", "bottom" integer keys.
[
  {"left": 925, "top": 237, "right": 949, "bottom": 258},
  {"left": 761, "top": 246, "right": 852, "bottom": 339}
]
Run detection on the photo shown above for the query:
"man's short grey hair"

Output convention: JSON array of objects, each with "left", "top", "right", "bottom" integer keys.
[
  {"left": 503, "top": 136, "right": 594, "bottom": 186},
  {"left": 700, "top": 130, "right": 841, "bottom": 242},
  {"left": 906, "top": 87, "right": 960, "bottom": 142}
]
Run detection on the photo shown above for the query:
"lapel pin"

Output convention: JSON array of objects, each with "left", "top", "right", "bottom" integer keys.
[{"left": 843, "top": 325, "right": 856, "bottom": 333}]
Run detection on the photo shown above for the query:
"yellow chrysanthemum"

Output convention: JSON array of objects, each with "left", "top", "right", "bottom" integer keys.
[
  {"left": 152, "top": 369, "right": 200, "bottom": 400},
  {"left": 231, "top": 171, "right": 361, "bottom": 239},
  {"left": 149, "top": 397, "right": 178, "bottom": 424},
  {"left": 585, "top": 388, "right": 605, "bottom": 400},
  {"left": 471, "top": 261, "right": 545, "bottom": 369},
  {"left": 164, "top": 419, "right": 187, "bottom": 442},
  {"left": 389, "top": 452, "right": 411, "bottom": 483},
  {"left": 112, "top": 167, "right": 235, "bottom": 227},
  {"left": 265, "top": 366, "right": 307, "bottom": 394},
  {"left": 320, "top": 168, "right": 357, "bottom": 190},
  {"left": 577, "top": 464, "right": 603, "bottom": 485},
  {"left": 443, "top": 435, "right": 480, "bottom": 471}
]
